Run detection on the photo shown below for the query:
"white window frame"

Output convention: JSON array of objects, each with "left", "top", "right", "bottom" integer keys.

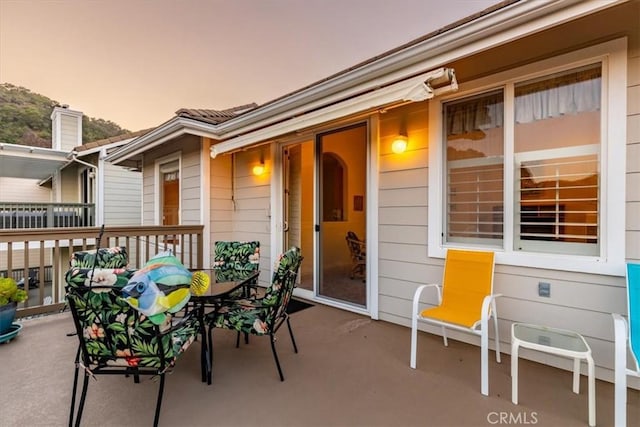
[
  {"left": 428, "top": 38, "right": 627, "bottom": 276},
  {"left": 154, "top": 152, "right": 182, "bottom": 226}
]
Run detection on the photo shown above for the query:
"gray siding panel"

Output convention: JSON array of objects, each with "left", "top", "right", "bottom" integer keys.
[{"left": 103, "top": 163, "right": 141, "bottom": 225}]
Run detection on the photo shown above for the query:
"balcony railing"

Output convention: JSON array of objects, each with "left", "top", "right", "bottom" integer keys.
[
  {"left": 0, "top": 225, "right": 204, "bottom": 317},
  {"left": 0, "top": 202, "right": 95, "bottom": 229}
]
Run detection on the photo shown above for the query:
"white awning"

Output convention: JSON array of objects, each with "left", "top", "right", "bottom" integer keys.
[
  {"left": 210, "top": 68, "right": 456, "bottom": 157},
  {"left": 0, "top": 143, "right": 69, "bottom": 180}
]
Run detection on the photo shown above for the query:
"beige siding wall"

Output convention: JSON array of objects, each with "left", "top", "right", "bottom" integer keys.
[
  {"left": 227, "top": 149, "right": 272, "bottom": 286},
  {"left": 209, "top": 154, "right": 233, "bottom": 251},
  {"left": 142, "top": 159, "right": 154, "bottom": 224},
  {"left": 60, "top": 163, "right": 79, "bottom": 202},
  {"left": 376, "top": 4, "right": 640, "bottom": 385},
  {"left": 59, "top": 116, "right": 80, "bottom": 152},
  {"left": 208, "top": 147, "right": 272, "bottom": 286},
  {"left": 181, "top": 145, "right": 202, "bottom": 226},
  {"left": 103, "top": 163, "right": 142, "bottom": 226},
  {"left": 627, "top": 35, "right": 640, "bottom": 262},
  {"left": 0, "top": 178, "right": 51, "bottom": 202}
]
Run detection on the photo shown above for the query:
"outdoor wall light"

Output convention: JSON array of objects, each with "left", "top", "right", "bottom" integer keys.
[
  {"left": 252, "top": 162, "right": 265, "bottom": 176},
  {"left": 391, "top": 134, "right": 408, "bottom": 154}
]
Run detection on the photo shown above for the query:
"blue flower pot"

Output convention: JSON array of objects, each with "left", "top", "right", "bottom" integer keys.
[{"left": 0, "top": 302, "right": 17, "bottom": 335}]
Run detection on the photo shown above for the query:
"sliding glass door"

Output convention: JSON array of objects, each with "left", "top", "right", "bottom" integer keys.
[{"left": 282, "top": 122, "right": 367, "bottom": 307}]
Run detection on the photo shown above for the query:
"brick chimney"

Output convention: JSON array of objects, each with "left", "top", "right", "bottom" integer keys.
[{"left": 50, "top": 105, "right": 82, "bottom": 151}]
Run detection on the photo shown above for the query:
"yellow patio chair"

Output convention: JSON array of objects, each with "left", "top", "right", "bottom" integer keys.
[{"left": 410, "top": 249, "right": 501, "bottom": 396}]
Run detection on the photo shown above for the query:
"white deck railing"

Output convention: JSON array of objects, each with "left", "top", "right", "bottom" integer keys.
[{"left": 0, "top": 225, "right": 204, "bottom": 317}]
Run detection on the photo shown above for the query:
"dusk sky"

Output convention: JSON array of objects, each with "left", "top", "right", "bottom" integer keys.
[{"left": 1, "top": 0, "right": 499, "bottom": 131}]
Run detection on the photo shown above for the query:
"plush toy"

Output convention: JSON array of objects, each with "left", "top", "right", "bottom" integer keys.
[{"left": 121, "top": 251, "right": 193, "bottom": 325}]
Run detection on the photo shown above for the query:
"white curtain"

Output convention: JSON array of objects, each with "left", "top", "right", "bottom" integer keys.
[
  {"left": 446, "top": 93, "right": 504, "bottom": 136},
  {"left": 515, "top": 68, "right": 601, "bottom": 124}
]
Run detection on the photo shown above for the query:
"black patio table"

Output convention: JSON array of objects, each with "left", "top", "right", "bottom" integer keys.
[{"left": 188, "top": 269, "right": 260, "bottom": 385}]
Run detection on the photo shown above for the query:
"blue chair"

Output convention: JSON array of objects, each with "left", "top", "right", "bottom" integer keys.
[{"left": 612, "top": 262, "right": 640, "bottom": 427}]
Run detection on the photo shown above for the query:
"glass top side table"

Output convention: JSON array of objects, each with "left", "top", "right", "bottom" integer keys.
[{"left": 511, "top": 323, "right": 596, "bottom": 427}]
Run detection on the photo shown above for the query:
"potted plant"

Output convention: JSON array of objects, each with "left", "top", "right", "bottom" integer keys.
[{"left": 0, "top": 277, "right": 28, "bottom": 335}]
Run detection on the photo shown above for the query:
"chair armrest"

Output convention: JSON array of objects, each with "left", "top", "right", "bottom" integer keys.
[
  {"left": 611, "top": 313, "right": 640, "bottom": 377},
  {"left": 612, "top": 313, "right": 628, "bottom": 340},
  {"left": 481, "top": 294, "right": 502, "bottom": 322},
  {"left": 412, "top": 284, "right": 442, "bottom": 318},
  {"left": 165, "top": 306, "right": 200, "bottom": 335}
]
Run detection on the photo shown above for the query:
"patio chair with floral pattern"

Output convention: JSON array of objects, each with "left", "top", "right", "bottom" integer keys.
[
  {"left": 65, "top": 247, "right": 200, "bottom": 427},
  {"left": 206, "top": 246, "right": 303, "bottom": 381}
]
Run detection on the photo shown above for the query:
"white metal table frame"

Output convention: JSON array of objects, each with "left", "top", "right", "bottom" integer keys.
[{"left": 511, "top": 322, "right": 595, "bottom": 427}]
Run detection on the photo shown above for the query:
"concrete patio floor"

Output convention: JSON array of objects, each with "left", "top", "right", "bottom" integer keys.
[{"left": 2, "top": 302, "right": 639, "bottom": 427}]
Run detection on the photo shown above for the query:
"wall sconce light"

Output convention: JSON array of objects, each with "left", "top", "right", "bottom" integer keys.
[
  {"left": 252, "top": 162, "right": 265, "bottom": 176},
  {"left": 392, "top": 134, "right": 408, "bottom": 154}
]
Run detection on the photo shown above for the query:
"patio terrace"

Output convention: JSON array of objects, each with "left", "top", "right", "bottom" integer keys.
[{"left": 2, "top": 303, "right": 638, "bottom": 426}]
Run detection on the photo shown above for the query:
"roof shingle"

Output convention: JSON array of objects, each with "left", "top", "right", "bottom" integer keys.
[
  {"left": 175, "top": 103, "right": 259, "bottom": 125},
  {"left": 74, "top": 128, "right": 153, "bottom": 152}
]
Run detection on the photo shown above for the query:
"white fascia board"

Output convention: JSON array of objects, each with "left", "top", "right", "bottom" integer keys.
[
  {"left": 105, "top": 117, "right": 221, "bottom": 163},
  {"left": 211, "top": 71, "right": 441, "bottom": 155},
  {"left": 212, "top": 0, "right": 625, "bottom": 139},
  {"left": 0, "top": 143, "right": 68, "bottom": 160}
]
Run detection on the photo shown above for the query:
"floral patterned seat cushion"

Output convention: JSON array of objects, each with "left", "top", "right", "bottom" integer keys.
[
  {"left": 70, "top": 246, "right": 128, "bottom": 269},
  {"left": 65, "top": 264, "right": 198, "bottom": 371},
  {"left": 213, "top": 241, "right": 260, "bottom": 273},
  {"left": 208, "top": 247, "right": 302, "bottom": 335},
  {"left": 213, "top": 241, "right": 260, "bottom": 297}
]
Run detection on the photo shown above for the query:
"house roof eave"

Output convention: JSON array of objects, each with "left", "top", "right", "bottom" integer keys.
[
  {"left": 105, "top": 117, "right": 222, "bottom": 164},
  {"left": 111, "top": 0, "right": 627, "bottom": 164},
  {"left": 212, "top": 0, "right": 622, "bottom": 141},
  {"left": 210, "top": 0, "right": 628, "bottom": 154}
]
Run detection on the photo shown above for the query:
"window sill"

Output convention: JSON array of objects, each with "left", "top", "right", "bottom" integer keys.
[{"left": 429, "top": 245, "right": 625, "bottom": 277}]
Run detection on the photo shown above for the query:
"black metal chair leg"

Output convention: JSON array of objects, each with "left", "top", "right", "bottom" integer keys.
[
  {"left": 68, "top": 347, "right": 81, "bottom": 427},
  {"left": 269, "top": 333, "right": 285, "bottom": 381},
  {"left": 153, "top": 374, "right": 165, "bottom": 427},
  {"left": 74, "top": 373, "right": 90, "bottom": 427},
  {"left": 200, "top": 312, "right": 208, "bottom": 383},
  {"left": 286, "top": 317, "right": 298, "bottom": 353},
  {"left": 207, "top": 325, "right": 214, "bottom": 385},
  {"left": 235, "top": 331, "right": 241, "bottom": 348},
  {"left": 200, "top": 335, "right": 207, "bottom": 383}
]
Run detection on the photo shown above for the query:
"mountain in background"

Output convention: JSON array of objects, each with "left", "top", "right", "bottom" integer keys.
[{"left": 0, "top": 83, "right": 129, "bottom": 147}]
